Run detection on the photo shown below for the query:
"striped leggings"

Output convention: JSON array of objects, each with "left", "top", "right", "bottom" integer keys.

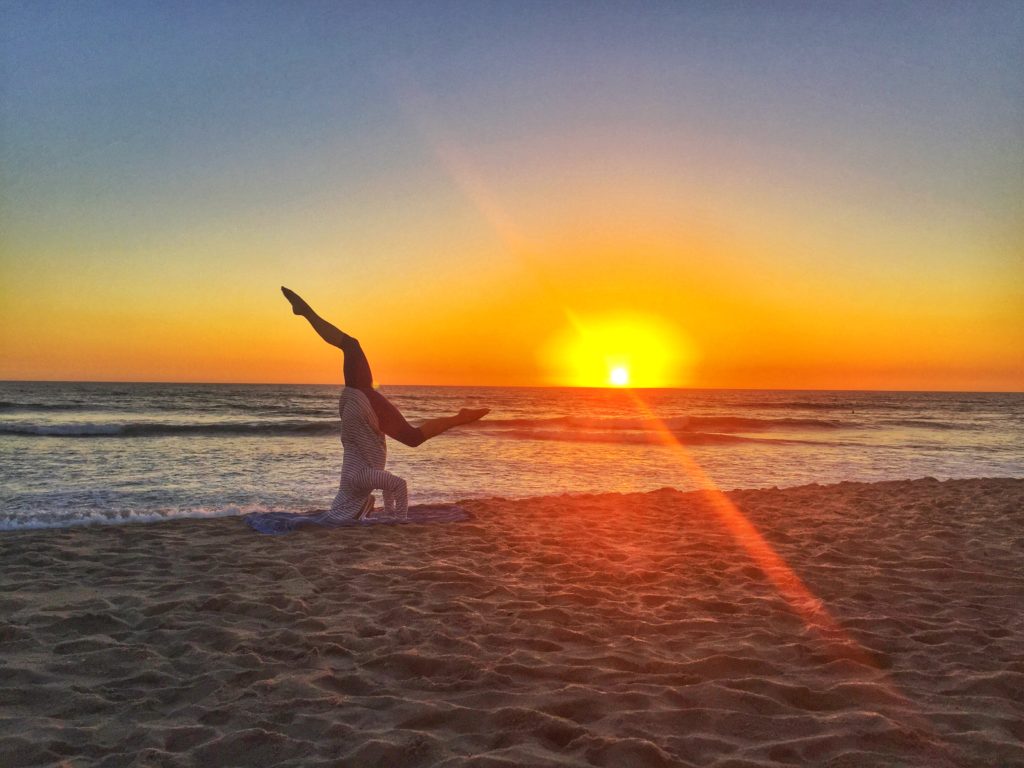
[{"left": 329, "top": 467, "right": 408, "bottom": 520}]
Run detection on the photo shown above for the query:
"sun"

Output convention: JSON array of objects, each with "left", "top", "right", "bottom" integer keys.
[
  {"left": 541, "top": 312, "right": 696, "bottom": 388},
  {"left": 610, "top": 366, "right": 629, "bottom": 386}
]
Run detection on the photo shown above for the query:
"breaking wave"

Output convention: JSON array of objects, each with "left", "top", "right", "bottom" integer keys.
[
  {"left": 472, "top": 415, "right": 849, "bottom": 431},
  {"left": 0, "top": 413, "right": 851, "bottom": 439},
  {"left": 0, "top": 420, "right": 340, "bottom": 437}
]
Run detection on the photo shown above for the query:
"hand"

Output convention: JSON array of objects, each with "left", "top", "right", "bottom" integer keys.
[{"left": 281, "top": 286, "right": 311, "bottom": 316}]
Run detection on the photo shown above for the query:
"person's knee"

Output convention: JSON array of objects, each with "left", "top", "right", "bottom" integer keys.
[
  {"left": 391, "top": 423, "right": 426, "bottom": 447},
  {"left": 403, "top": 426, "right": 426, "bottom": 448},
  {"left": 409, "top": 423, "right": 425, "bottom": 448}
]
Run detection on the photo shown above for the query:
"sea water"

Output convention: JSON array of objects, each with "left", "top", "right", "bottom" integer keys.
[{"left": 1, "top": 382, "right": 1021, "bottom": 530}]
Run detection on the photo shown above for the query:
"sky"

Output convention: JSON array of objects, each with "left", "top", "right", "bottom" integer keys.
[{"left": 1, "top": 1, "right": 1022, "bottom": 390}]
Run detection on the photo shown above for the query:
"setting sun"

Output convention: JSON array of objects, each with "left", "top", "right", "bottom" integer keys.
[{"left": 541, "top": 312, "right": 695, "bottom": 388}]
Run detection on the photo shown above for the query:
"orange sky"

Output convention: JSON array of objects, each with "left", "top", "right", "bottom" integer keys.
[{"left": 2, "top": 5, "right": 1022, "bottom": 391}]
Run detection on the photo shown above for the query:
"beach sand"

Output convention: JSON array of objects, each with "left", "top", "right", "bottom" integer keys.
[{"left": 2, "top": 478, "right": 1022, "bottom": 767}]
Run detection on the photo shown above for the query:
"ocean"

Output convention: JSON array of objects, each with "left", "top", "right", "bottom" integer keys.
[{"left": 1, "top": 382, "right": 1021, "bottom": 530}]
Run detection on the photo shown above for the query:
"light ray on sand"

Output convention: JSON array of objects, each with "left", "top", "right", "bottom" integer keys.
[
  {"left": 622, "top": 386, "right": 950, "bottom": 757},
  {"left": 625, "top": 391, "right": 857, "bottom": 647},
  {"left": 550, "top": 303, "right": 925, "bottom": 703}
]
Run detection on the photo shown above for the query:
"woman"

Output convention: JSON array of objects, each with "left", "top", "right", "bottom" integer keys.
[{"left": 281, "top": 287, "right": 488, "bottom": 521}]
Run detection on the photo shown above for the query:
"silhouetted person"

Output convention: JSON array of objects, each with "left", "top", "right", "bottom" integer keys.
[{"left": 281, "top": 287, "right": 488, "bottom": 520}]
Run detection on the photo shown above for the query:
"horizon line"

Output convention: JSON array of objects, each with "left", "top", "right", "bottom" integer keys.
[{"left": 1, "top": 379, "right": 1021, "bottom": 395}]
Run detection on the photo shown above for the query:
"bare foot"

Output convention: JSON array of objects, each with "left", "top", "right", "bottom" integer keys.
[
  {"left": 456, "top": 407, "right": 489, "bottom": 425},
  {"left": 281, "top": 286, "right": 311, "bottom": 316}
]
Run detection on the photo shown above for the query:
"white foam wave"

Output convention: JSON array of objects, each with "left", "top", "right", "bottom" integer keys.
[{"left": 0, "top": 504, "right": 303, "bottom": 531}]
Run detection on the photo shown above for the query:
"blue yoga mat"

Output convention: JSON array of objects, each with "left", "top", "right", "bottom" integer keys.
[{"left": 244, "top": 504, "right": 473, "bottom": 535}]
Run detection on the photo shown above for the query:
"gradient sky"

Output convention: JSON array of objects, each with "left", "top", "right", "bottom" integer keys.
[{"left": 2, "top": 1, "right": 1022, "bottom": 389}]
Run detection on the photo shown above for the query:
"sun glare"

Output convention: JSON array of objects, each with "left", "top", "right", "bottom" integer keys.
[{"left": 542, "top": 312, "right": 695, "bottom": 388}]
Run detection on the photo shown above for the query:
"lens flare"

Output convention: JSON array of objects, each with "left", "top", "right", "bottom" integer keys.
[{"left": 394, "top": 97, "right": 945, "bottom": 754}]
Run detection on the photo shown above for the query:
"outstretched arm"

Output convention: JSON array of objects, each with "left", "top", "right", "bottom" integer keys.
[{"left": 281, "top": 286, "right": 353, "bottom": 349}]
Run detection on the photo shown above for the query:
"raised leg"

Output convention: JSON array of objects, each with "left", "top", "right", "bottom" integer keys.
[
  {"left": 282, "top": 286, "right": 373, "bottom": 388},
  {"left": 367, "top": 390, "right": 488, "bottom": 446},
  {"left": 417, "top": 408, "right": 490, "bottom": 440},
  {"left": 340, "top": 337, "right": 374, "bottom": 390},
  {"left": 364, "top": 389, "right": 427, "bottom": 446}
]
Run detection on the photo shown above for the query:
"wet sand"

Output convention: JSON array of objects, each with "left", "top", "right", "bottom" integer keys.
[{"left": 1, "top": 478, "right": 1022, "bottom": 767}]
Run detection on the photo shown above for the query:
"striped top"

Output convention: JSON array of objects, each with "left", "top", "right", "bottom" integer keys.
[
  {"left": 326, "top": 387, "right": 408, "bottom": 521},
  {"left": 340, "top": 387, "right": 387, "bottom": 474}
]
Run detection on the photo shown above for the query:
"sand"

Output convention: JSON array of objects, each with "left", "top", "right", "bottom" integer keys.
[{"left": 1, "top": 477, "right": 1022, "bottom": 767}]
